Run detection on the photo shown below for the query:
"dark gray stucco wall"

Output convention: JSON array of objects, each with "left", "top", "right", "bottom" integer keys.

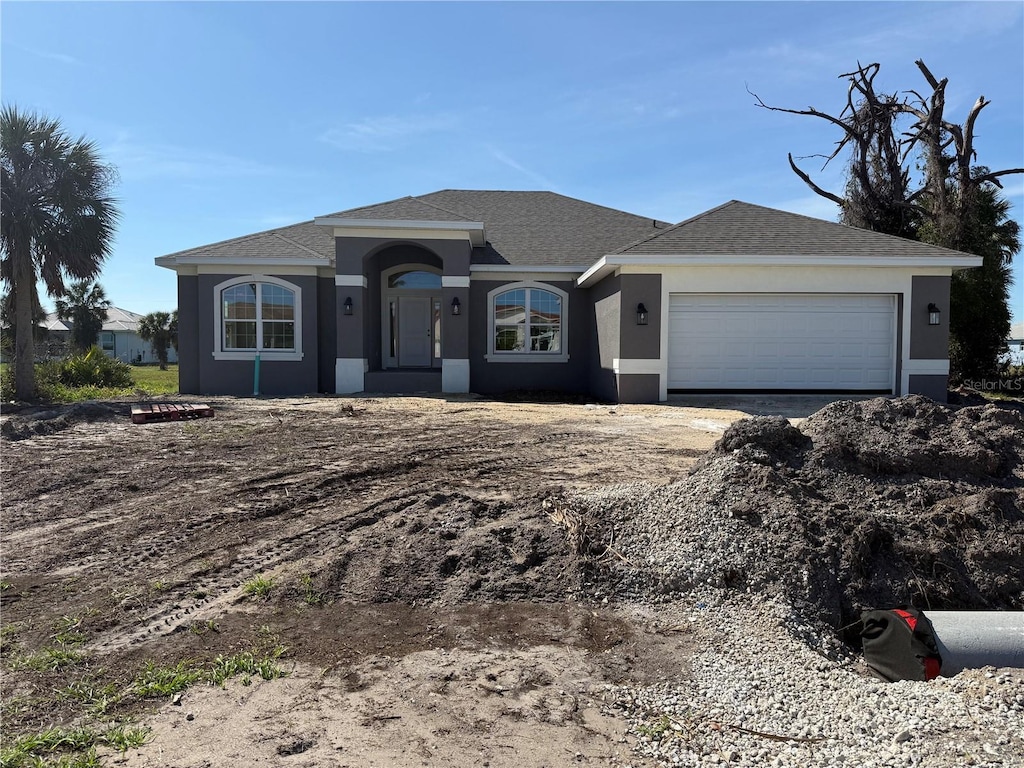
[
  {"left": 196, "top": 273, "right": 320, "bottom": 396},
  {"left": 616, "top": 373, "right": 660, "bottom": 403},
  {"left": 177, "top": 275, "right": 200, "bottom": 394},
  {"left": 335, "top": 285, "right": 365, "bottom": 362},
  {"left": 588, "top": 274, "right": 621, "bottom": 403},
  {"left": 317, "top": 276, "right": 336, "bottom": 392},
  {"left": 909, "top": 275, "right": 951, "bottom": 359},
  {"left": 909, "top": 374, "right": 949, "bottom": 402},
  {"left": 469, "top": 279, "right": 590, "bottom": 395},
  {"left": 618, "top": 274, "right": 662, "bottom": 360}
]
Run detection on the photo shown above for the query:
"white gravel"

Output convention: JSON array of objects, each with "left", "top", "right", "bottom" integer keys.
[{"left": 597, "top": 591, "right": 1023, "bottom": 767}]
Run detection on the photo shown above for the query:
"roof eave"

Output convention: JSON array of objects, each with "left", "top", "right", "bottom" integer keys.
[
  {"left": 155, "top": 255, "right": 331, "bottom": 269},
  {"left": 577, "top": 253, "right": 984, "bottom": 288}
]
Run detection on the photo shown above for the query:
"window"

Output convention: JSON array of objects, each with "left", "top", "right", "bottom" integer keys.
[
  {"left": 213, "top": 276, "right": 302, "bottom": 360},
  {"left": 388, "top": 270, "right": 442, "bottom": 289},
  {"left": 100, "top": 332, "right": 115, "bottom": 352},
  {"left": 487, "top": 283, "right": 568, "bottom": 362}
]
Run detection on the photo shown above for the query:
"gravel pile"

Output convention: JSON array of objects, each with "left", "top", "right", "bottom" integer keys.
[
  {"left": 558, "top": 395, "right": 1024, "bottom": 766},
  {"left": 599, "top": 590, "right": 1023, "bottom": 767}
]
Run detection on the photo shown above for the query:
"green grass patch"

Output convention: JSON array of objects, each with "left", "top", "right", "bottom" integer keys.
[
  {"left": 11, "top": 646, "right": 84, "bottom": 672},
  {"left": 0, "top": 723, "right": 150, "bottom": 766},
  {"left": 242, "top": 575, "right": 274, "bottom": 600},
  {"left": 128, "top": 365, "right": 179, "bottom": 395},
  {"left": 131, "top": 661, "right": 204, "bottom": 698},
  {"left": 208, "top": 647, "right": 287, "bottom": 687}
]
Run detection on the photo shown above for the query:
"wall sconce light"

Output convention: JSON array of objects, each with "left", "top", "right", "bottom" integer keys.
[
  {"left": 451, "top": 296, "right": 461, "bottom": 316},
  {"left": 637, "top": 302, "right": 649, "bottom": 326},
  {"left": 927, "top": 303, "right": 940, "bottom": 326},
  {"left": 343, "top": 296, "right": 353, "bottom": 316}
]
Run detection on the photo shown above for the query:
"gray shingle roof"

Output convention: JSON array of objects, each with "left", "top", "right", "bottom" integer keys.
[
  {"left": 616, "top": 200, "right": 979, "bottom": 258},
  {"left": 158, "top": 221, "right": 335, "bottom": 263},
  {"left": 325, "top": 190, "right": 669, "bottom": 267},
  {"left": 158, "top": 190, "right": 668, "bottom": 268}
]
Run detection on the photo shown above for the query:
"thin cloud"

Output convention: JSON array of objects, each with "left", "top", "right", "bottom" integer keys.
[
  {"left": 319, "top": 113, "right": 459, "bottom": 152},
  {"left": 11, "top": 43, "right": 81, "bottom": 66},
  {"left": 485, "top": 146, "right": 559, "bottom": 190},
  {"left": 106, "top": 136, "right": 281, "bottom": 181}
]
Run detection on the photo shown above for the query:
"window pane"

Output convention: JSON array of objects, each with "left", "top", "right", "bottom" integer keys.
[
  {"left": 224, "top": 284, "right": 257, "bottom": 319},
  {"left": 530, "top": 323, "right": 561, "bottom": 352},
  {"left": 388, "top": 270, "right": 442, "bottom": 289},
  {"left": 262, "top": 321, "right": 294, "bottom": 349},
  {"left": 529, "top": 289, "right": 561, "bottom": 324},
  {"left": 261, "top": 284, "right": 294, "bottom": 320},
  {"left": 224, "top": 320, "right": 257, "bottom": 349},
  {"left": 496, "top": 326, "right": 525, "bottom": 352},
  {"left": 494, "top": 289, "right": 526, "bottom": 325}
]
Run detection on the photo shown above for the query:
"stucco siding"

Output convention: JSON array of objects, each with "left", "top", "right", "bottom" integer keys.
[
  {"left": 909, "top": 275, "right": 952, "bottom": 360},
  {"left": 177, "top": 275, "right": 200, "bottom": 394},
  {"left": 469, "top": 279, "right": 590, "bottom": 395},
  {"left": 909, "top": 374, "right": 949, "bottom": 402},
  {"left": 196, "top": 273, "right": 320, "bottom": 396},
  {"left": 588, "top": 273, "right": 621, "bottom": 402},
  {"left": 317, "top": 276, "right": 337, "bottom": 393}
]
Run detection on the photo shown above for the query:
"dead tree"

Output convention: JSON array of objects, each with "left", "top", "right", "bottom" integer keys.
[{"left": 750, "top": 61, "right": 1023, "bottom": 250}]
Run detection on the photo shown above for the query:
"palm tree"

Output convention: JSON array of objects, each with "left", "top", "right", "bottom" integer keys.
[
  {"left": 56, "top": 280, "right": 112, "bottom": 353},
  {"left": 1, "top": 106, "right": 119, "bottom": 400},
  {"left": 139, "top": 310, "right": 178, "bottom": 371}
]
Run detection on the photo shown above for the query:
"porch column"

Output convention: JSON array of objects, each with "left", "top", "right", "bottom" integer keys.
[
  {"left": 442, "top": 275, "right": 470, "bottom": 393},
  {"left": 335, "top": 274, "right": 367, "bottom": 393}
]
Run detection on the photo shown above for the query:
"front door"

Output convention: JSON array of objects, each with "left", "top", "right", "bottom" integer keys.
[{"left": 398, "top": 296, "right": 432, "bottom": 367}]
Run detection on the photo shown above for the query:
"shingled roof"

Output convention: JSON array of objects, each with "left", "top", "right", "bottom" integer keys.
[
  {"left": 157, "top": 221, "right": 335, "bottom": 263},
  {"left": 158, "top": 191, "right": 669, "bottom": 268},
  {"left": 616, "top": 200, "right": 979, "bottom": 258}
]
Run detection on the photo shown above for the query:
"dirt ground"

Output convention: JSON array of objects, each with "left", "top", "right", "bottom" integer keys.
[
  {"left": 1, "top": 394, "right": 753, "bottom": 767},
  {"left": 3, "top": 393, "right": 1021, "bottom": 767}
]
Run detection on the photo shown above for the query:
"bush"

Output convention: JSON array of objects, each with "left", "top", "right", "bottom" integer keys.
[{"left": 55, "top": 347, "right": 134, "bottom": 389}]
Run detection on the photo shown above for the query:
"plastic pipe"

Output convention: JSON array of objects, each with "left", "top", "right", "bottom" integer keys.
[{"left": 927, "top": 611, "right": 1024, "bottom": 675}]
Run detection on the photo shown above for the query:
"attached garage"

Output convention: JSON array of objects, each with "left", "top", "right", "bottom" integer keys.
[{"left": 667, "top": 293, "right": 896, "bottom": 392}]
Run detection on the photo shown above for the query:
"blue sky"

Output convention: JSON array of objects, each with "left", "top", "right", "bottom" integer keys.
[{"left": 3, "top": 1, "right": 1022, "bottom": 326}]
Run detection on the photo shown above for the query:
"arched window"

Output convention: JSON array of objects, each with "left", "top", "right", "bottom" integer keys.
[
  {"left": 486, "top": 283, "right": 568, "bottom": 362},
  {"left": 213, "top": 276, "right": 303, "bottom": 360}
]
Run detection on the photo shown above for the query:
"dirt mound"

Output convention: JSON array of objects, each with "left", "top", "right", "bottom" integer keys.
[
  {"left": 0, "top": 401, "right": 124, "bottom": 440},
  {"left": 573, "top": 396, "right": 1024, "bottom": 641},
  {"left": 290, "top": 490, "right": 580, "bottom": 606}
]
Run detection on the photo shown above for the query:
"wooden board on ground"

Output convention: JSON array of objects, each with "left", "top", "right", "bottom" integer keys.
[{"left": 131, "top": 403, "right": 215, "bottom": 424}]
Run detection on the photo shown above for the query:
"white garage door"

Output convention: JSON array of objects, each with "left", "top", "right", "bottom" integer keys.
[{"left": 668, "top": 293, "right": 895, "bottom": 391}]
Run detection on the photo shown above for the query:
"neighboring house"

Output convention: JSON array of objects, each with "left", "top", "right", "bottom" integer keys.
[
  {"left": 1007, "top": 322, "right": 1024, "bottom": 367},
  {"left": 43, "top": 307, "right": 178, "bottom": 365},
  {"left": 155, "top": 191, "right": 981, "bottom": 403}
]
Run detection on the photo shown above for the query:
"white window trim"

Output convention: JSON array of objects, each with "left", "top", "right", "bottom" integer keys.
[
  {"left": 212, "top": 275, "right": 303, "bottom": 361},
  {"left": 485, "top": 281, "right": 569, "bottom": 363}
]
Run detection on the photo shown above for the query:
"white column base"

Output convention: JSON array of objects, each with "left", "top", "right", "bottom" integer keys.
[
  {"left": 441, "top": 358, "right": 470, "bottom": 393},
  {"left": 336, "top": 358, "right": 367, "bottom": 394}
]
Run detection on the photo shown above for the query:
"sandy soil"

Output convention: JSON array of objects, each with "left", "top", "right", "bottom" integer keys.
[{"left": 1, "top": 394, "right": 753, "bottom": 767}]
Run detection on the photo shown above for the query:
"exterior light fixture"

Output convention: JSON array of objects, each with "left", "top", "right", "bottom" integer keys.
[
  {"left": 637, "top": 302, "right": 649, "bottom": 326},
  {"left": 343, "top": 296, "right": 353, "bottom": 316},
  {"left": 927, "top": 303, "right": 940, "bottom": 326},
  {"left": 451, "top": 296, "right": 461, "bottom": 316}
]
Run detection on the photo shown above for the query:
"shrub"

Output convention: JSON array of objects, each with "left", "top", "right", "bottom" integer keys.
[{"left": 55, "top": 347, "right": 133, "bottom": 389}]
